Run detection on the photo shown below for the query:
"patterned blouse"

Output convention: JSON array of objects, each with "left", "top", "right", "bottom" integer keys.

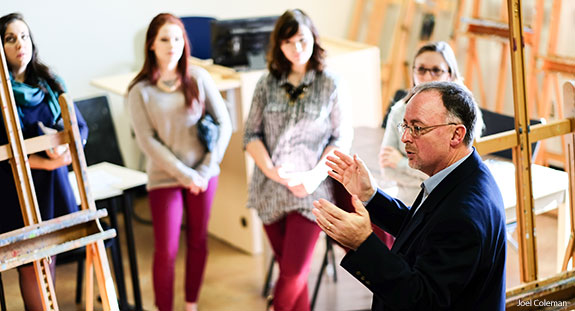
[{"left": 243, "top": 69, "right": 353, "bottom": 224}]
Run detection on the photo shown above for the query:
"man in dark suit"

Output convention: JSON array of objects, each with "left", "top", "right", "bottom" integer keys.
[{"left": 312, "top": 81, "right": 506, "bottom": 310}]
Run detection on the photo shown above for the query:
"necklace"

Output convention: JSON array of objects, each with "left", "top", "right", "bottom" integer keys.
[
  {"left": 282, "top": 83, "right": 309, "bottom": 105},
  {"left": 161, "top": 78, "right": 179, "bottom": 88}
]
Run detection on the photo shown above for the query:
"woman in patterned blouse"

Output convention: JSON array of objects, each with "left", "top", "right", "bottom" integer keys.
[{"left": 244, "top": 9, "right": 352, "bottom": 311}]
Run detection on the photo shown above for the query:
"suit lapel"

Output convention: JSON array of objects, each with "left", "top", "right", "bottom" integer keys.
[
  {"left": 391, "top": 189, "right": 423, "bottom": 245},
  {"left": 391, "top": 150, "right": 482, "bottom": 253},
  {"left": 391, "top": 196, "right": 431, "bottom": 252}
]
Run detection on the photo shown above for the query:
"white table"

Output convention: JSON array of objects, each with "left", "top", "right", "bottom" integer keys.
[
  {"left": 484, "top": 158, "right": 569, "bottom": 259},
  {"left": 484, "top": 158, "right": 569, "bottom": 224},
  {"left": 68, "top": 162, "right": 147, "bottom": 310}
]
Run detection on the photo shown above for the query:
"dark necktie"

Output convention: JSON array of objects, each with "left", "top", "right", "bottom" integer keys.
[{"left": 395, "top": 188, "right": 425, "bottom": 238}]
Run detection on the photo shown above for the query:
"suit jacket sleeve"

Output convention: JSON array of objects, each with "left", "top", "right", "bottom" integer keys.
[
  {"left": 366, "top": 188, "right": 411, "bottom": 237},
  {"left": 341, "top": 205, "right": 483, "bottom": 310}
]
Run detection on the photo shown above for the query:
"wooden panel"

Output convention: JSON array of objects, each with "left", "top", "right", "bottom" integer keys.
[
  {"left": 0, "top": 132, "right": 69, "bottom": 162},
  {"left": 474, "top": 119, "right": 574, "bottom": 156},
  {"left": 465, "top": 18, "right": 533, "bottom": 45},
  {"left": 0, "top": 209, "right": 107, "bottom": 247},
  {"left": 506, "top": 270, "right": 575, "bottom": 308},
  {"left": 0, "top": 227, "right": 115, "bottom": 272},
  {"left": 542, "top": 58, "right": 575, "bottom": 75}
]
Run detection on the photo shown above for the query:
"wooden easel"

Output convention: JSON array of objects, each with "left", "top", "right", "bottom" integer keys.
[
  {"left": 560, "top": 81, "right": 575, "bottom": 271},
  {"left": 532, "top": 0, "right": 575, "bottom": 169},
  {"left": 0, "top": 41, "right": 118, "bottom": 310},
  {"left": 504, "top": 80, "right": 575, "bottom": 309},
  {"left": 455, "top": 0, "right": 537, "bottom": 113},
  {"left": 472, "top": 0, "right": 575, "bottom": 304},
  {"left": 348, "top": 0, "right": 458, "bottom": 116}
]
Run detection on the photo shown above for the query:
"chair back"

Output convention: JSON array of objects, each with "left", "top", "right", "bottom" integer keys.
[
  {"left": 75, "top": 96, "right": 124, "bottom": 166},
  {"left": 181, "top": 16, "right": 216, "bottom": 60},
  {"left": 479, "top": 108, "right": 543, "bottom": 160}
]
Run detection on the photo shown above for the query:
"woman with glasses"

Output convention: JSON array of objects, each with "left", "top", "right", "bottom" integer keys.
[
  {"left": 379, "top": 41, "right": 462, "bottom": 204},
  {"left": 243, "top": 9, "right": 352, "bottom": 311}
]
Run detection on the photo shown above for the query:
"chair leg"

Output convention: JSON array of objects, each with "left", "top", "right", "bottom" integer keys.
[
  {"left": 310, "top": 236, "right": 339, "bottom": 311},
  {"left": 75, "top": 257, "right": 85, "bottom": 304},
  {"left": 262, "top": 255, "right": 276, "bottom": 298},
  {"left": 106, "top": 198, "right": 129, "bottom": 310},
  {"left": 310, "top": 243, "right": 330, "bottom": 311},
  {"left": 0, "top": 272, "right": 6, "bottom": 311},
  {"left": 122, "top": 192, "right": 143, "bottom": 311},
  {"left": 326, "top": 237, "right": 338, "bottom": 282}
]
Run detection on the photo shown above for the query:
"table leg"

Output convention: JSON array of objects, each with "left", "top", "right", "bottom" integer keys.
[
  {"left": 0, "top": 272, "right": 6, "bottom": 311},
  {"left": 122, "top": 191, "right": 143, "bottom": 311},
  {"left": 105, "top": 198, "right": 130, "bottom": 310}
]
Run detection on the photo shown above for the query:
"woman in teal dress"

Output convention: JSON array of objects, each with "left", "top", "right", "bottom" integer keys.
[{"left": 0, "top": 13, "right": 88, "bottom": 310}]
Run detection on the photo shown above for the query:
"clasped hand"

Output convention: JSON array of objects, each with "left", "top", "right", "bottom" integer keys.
[
  {"left": 186, "top": 172, "right": 208, "bottom": 195},
  {"left": 265, "top": 164, "right": 324, "bottom": 198},
  {"left": 30, "top": 145, "right": 71, "bottom": 171}
]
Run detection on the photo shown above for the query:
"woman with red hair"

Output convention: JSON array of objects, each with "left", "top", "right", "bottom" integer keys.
[{"left": 127, "top": 13, "right": 231, "bottom": 311}]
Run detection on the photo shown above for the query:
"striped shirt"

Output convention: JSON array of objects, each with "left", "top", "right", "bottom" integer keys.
[{"left": 243, "top": 69, "right": 353, "bottom": 224}]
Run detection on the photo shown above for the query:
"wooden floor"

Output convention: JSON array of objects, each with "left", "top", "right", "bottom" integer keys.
[{"left": 0, "top": 127, "right": 566, "bottom": 310}]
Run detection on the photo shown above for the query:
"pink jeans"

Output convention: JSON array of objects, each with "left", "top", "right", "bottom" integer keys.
[
  {"left": 264, "top": 212, "right": 322, "bottom": 311},
  {"left": 148, "top": 177, "right": 218, "bottom": 311}
]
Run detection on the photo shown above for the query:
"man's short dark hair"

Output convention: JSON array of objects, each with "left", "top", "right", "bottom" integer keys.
[{"left": 408, "top": 81, "right": 478, "bottom": 146}]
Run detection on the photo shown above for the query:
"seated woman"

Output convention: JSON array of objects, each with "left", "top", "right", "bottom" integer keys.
[{"left": 380, "top": 41, "right": 465, "bottom": 204}]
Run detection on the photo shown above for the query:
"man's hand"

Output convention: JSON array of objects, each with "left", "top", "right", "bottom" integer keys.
[
  {"left": 326, "top": 150, "right": 376, "bottom": 202},
  {"left": 312, "top": 195, "right": 373, "bottom": 250}
]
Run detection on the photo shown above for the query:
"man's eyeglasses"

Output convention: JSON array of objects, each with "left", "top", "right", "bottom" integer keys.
[
  {"left": 397, "top": 122, "right": 458, "bottom": 138},
  {"left": 413, "top": 66, "right": 447, "bottom": 77}
]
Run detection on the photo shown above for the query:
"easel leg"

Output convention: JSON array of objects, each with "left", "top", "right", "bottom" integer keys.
[{"left": 34, "top": 258, "right": 59, "bottom": 311}]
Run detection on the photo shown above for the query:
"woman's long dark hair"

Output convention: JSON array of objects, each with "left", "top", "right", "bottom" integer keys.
[
  {"left": 267, "top": 9, "right": 326, "bottom": 78},
  {"left": 0, "top": 13, "right": 64, "bottom": 94},
  {"left": 128, "top": 13, "right": 200, "bottom": 111}
]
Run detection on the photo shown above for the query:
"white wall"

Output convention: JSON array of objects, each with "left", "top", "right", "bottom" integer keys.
[
  {"left": 2, "top": 1, "right": 355, "bottom": 168},
  {"left": 1, "top": 0, "right": 354, "bottom": 99}
]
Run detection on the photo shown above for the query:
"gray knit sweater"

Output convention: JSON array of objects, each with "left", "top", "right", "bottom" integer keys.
[{"left": 127, "top": 66, "right": 232, "bottom": 190}]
